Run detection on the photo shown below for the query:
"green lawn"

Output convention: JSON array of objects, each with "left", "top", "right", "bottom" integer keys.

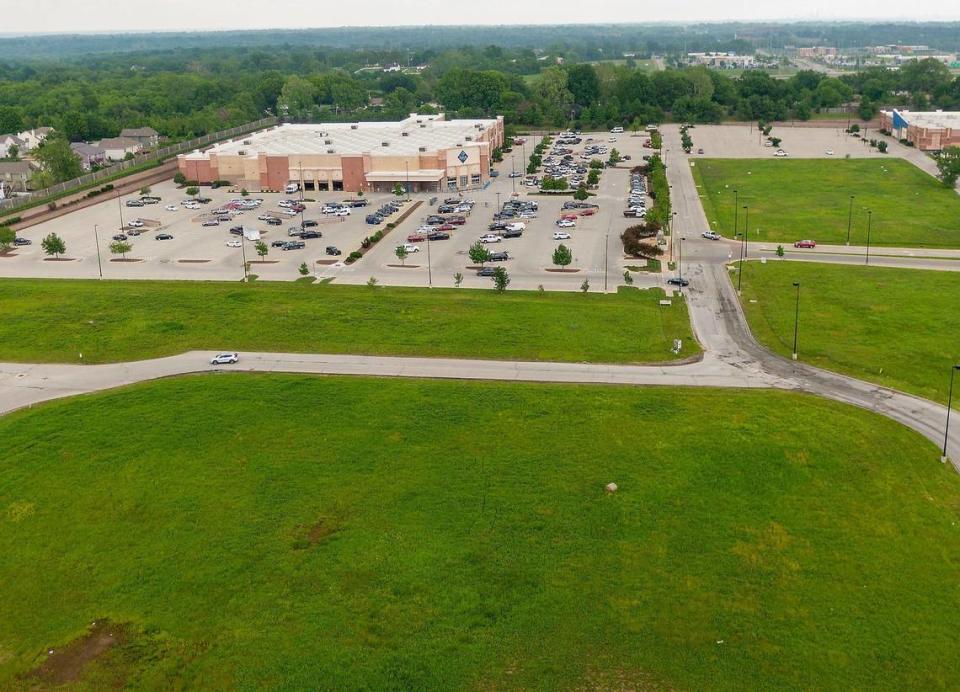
[
  {"left": 1, "top": 375, "right": 958, "bottom": 688},
  {"left": 693, "top": 158, "right": 960, "bottom": 248},
  {"left": 0, "top": 279, "right": 698, "bottom": 364},
  {"left": 736, "top": 261, "right": 960, "bottom": 402}
]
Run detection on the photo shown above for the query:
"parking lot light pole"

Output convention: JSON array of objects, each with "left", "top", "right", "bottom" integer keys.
[
  {"left": 733, "top": 189, "right": 739, "bottom": 240},
  {"left": 845, "top": 195, "right": 854, "bottom": 245},
  {"left": 116, "top": 190, "right": 125, "bottom": 230},
  {"left": 240, "top": 237, "right": 248, "bottom": 281},
  {"left": 943, "top": 365, "right": 960, "bottom": 460},
  {"left": 865, "top": 210, "right": 873, "bottom": 266},
  {"left": 427, "top": 235, "right": 433, "bottom": 288},
  {"left": 742, "top": 205, "right": 749, "bottom": 259},
  {"left": 736, "top": 232, "right": 745, "bottom": 294},
  {"left": 792, "top": 281, "right": 801, "bottom": 360},
  {"left": 93, "top": 224, "right": 103, "bottom": 279}
]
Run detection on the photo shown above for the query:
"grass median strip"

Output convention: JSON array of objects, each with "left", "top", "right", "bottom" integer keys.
[
  {"left": 0, "top": 375, "right": 956, "bottom": 688},
  {"left": 736, "top": 260, "right": 960, "bottom": 402},
  {"left": 0, "top": 278, "right": 698, "bottom": 364},
  {"left": 694, "top": 158, "right": 960, "bottom": 248}
]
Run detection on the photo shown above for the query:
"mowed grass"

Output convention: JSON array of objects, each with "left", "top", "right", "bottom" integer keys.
[
  {"left": 0, "top": 279, "right": 698, "bottom": 364},
  {"left": 1, "top": 375, "right": 958, "bottom": 688},
  {"left": 737, "top": 261, "right": 960, "bottom": 402},
  {"left": 694, "top": 158, "right": 960, "bottom": 248}
]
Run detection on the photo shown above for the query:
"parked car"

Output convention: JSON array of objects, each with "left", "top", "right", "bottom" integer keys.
[
  {"left": 325, "top": 245, "right": 342, "bottom": 255},
  {"left": 13, "top": 237, "right": 31, "bottom": 246},
  {"left": 229, "top": 226, "right": 244, "bottom": 236},
  {"left": 476, "top": 266, "right": 497, "bottom": 277},
  {"left": 400, "top": 243, "right": 421, "bottom": 253},
  {"left": 112, "top": 233, "right": 127, "bottom": 241},
  {"left": 155, "top": 233, "right": 174, "bottom": 240},
  {"left": 553, "top": 231, "right": 571, "bottom": 240},
  {"left": 301, "top": 219, "right": 319, "bottom": 227},
  {"left": 300, "top": 230, "right": 321, "bottom": 240},
  {"left": 271, "top": 240, "right": 287, "bottom": 248},
  {"left": 282, "top": 241, "right": 305, "bottom": 250},
  {"left": 125, "top": 200, "right": 144, "bottom": 207},
  {"left": 697, "top": 148, "right": 704, "bottom": 155},
  {"left": 702, "top": 231, "right": 721, "bottom": 240},
  {"left": 200, "top": 219, "right": 219, "bottom": 227},
  {"left": 127, "top": 219, "right": 144, "bottom": 228},
  {"left": 407, "top": 233, "right": 426, "bottom": 243},
  {"left": 366, "top": 214, "right": 383, "bottom": 224},
  {"left": 794, "top": 239, "right": 817, "bottom": 248},
  {"left": 127, "top": 229, "right": 141, "bottom": 237},
  {"left": 480, "top": 234, "right": 503, "bottom": 243},
  {"left": 226, "top": 239, "right": 242, "bottom": 248},
  {"left": 210, "top": 352, "right": 239, "bottom": 364},
  {"left": 164, "top": 204, "right": 179, "bottom": 211},
  {"left": 667, "top": 277, "right": 690, "bottom": 287},
  {"left": 266, "top": 217, "right": 282, "bottom": 226},
  {"left": 556, "top": 219, "right": 576, "bottom": 228},
  {"left": 488, "top": 251, "right": 509, "bottom": 262},
  {"left": 774, "top": 149, "right": 789, "bottom": 157},
  {"left": 502, "top": 228, "right": 523, "bottom": 238},
  {"left": 427, "top": 231, "right": 450, "bottom": 241}
]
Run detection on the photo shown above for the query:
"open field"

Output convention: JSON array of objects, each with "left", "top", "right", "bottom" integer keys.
[
  {"left": 736, "top": 261, "right": 960, "bottom": 402},
  {"left": 693, "top": 158, "right": 960, "bottom": 248},
  {"left": 1, "top": 374, "right": 958, "bottom": 688},
  {"left": 0, "top": 279, "right": 697, "bottom": 364}
]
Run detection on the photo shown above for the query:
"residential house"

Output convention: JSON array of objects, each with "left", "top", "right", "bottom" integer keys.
[
  {"left": 97, "top": 137, "right": 143, "bottom": 161},
  {"left": 119, "top": 126, "right": 160, "bottom": 148},
  {"left": 70, "top": 142, "right": 107, "bottom": 170},
  {"left": 0, "top": 134, "right": 26, "bottom": 159},
  {"left": 0, "top": 161, "right": 34, "bottom": 193},
  {"left": 16, "top": 127, "right": 54, "bottom": 151}
]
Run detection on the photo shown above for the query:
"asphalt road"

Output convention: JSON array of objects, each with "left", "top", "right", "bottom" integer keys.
[{"left": 3, "top": 124, "right": 958, "bottom": 470}]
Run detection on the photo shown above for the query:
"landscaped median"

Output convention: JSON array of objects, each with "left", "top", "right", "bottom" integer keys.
[
  {"left": 734, "top": 260, "right": 960, "bottom": 402},
  {"left": 0, "top": 279, "right": 699, "bottom": 364}
]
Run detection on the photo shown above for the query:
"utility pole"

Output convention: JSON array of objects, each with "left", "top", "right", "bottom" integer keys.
[
  {"left": 427, "top": 235, "right": 433, "bottom": 288},
  {"left": 116, "top": 190, "right": 125, "bottom": 230},
  {"left": 845, "top": 195, "right": 854, "bottom": 245},
  {"left": 865, "top": 210, "right": 873, "bottom": 265},
  {"left": 944, "top": 365, "right": 960, "bottom": 461},
  {"left": 733, "top": 189, "right": 739, "bottom": 240},
  {"left": 93, "top": 224, "right": 103, "bottom": 279},
  {"left": 742, "top": 205, "right": 749, "bottom": 260},
  {"left": 792, "top": 282, "right": 801, "bottom": 360},
  {"left": 240, "top": 237, "right": 248, "bottom": 281}
]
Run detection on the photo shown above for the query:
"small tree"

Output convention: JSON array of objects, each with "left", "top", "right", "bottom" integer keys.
[
  {"left": 298, "top": 262, "right": 309, "bottom": 276},
  {"left": 186, "top": 186, "right": 199, "bottom": 197},
  {"left": 255, "top": 240, "right": 268, "bottom": 260},
  {"left": 469, "top": 241, "right": 492, "bottom": 267},
  {"left": 241, "top": 188, "right": 249, "bottom": 197},
  {"left": 109, "top": 240, "right": 131, "bottom": 259},
  {"left": 0, "top": 226, "right": 14, "bottom": 252},
  {"left": 6, "top": 144, "right": 18, "bottom": 160},
  {"left": 454, "top": 271, "right": 464, "bottom": 287},
  {"left": 492, "top": 266, "right": 510, "bottom": 292},
  {"left": 608, "top": 148, "right": 622, "bottom": 165},
  {"left": 877, "top": 141, "right": 888, "bottom": 153},
  {"left": 366, "top": 276, "right": 379, "bottom": 287},
  {"left": 573, "top": 185, "right": 589, "bottom": 201},
  {"left": 357, "top": 189, "right": 364, "bottom": 197},
  {"left": 936, "top": 146, "right": 960, "bottom": 188},
  {"left": 776, "top": 244, "right": 785, "bottom": 257},
  {"left": 395, "top": 245, "right": 409, "bottom": 265},
  {"left": 770, "top": 137, "right": 782, "bottom": 147},
  {"left": 173, "top": 171, "right": 187, "bottom": 185},
  {"left": 393, "top": 182, "right": 405, "bottom": 197},
  {"left": 580, "top": 279, "right": 590, "bottom": 293},
  {"left": 623, "top": 270, "right": 634, "bottom": 285},
  {"left": 552, "top": 243, "right": 573, "bottom": 270},
  {"left": 41, "top": 232, "right": 66, "bottom": 259},
  {"left": 140, "top": 185, "right": 151, "bottom": 196}
]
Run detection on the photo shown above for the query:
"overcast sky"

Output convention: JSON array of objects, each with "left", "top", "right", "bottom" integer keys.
[{"left": 5, "top": 0, "right": 959, "bottom": 34}]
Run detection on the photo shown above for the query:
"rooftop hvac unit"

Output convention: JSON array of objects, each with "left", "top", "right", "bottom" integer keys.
[
  {"left": 351, "top": 124, "right": 359, "bottom": 130},
  {"left": 325, "top": 139, "right": 332, "bottom": 144},
  {"left": 475, "top": 123, "right": 482, "bottom": 128},
  {"left": 419, "top": 146, "right": 427, "bottom": 152},
  {"left": 420, "top": 123, "right": 427, "bottom": 128},
  {"left": 327, "top": 149, "right": 335, "bottom": 154},
  {"left": 238, "top": 150, "right": 246, "bottom": 156},
  {"left": 243, "top": 140, "right": 252, "bottom": 145},
  {"left": 465, "top": 136, "right": 473, "bottom": 141},
  {"left": 401, "top": 132, "right": 409, "bottom": 137},
  {"left": 382, "top": 141, "right": 389, "bottom": 147},
  {"left": 416, "top": 119, "right": 422, "bottom": 123}
]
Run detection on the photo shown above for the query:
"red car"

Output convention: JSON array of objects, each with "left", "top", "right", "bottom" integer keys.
[
  {"left": 794, "top": 240, "right": 817, "bottom": 248},
  {"left": 445, "top": 216, "right": 466, "bottom": 225},
  {"left": 561, "top": 214, "right": 578, "bottom": 221},
  {"left": 406, "top": 233, "right": 426, "bottom": 243},
  {"left": 579, "top": 208, "right": 597, "bottom": 216},
  {"left": 439, "top": 223, "right": 456, "bottom": 232}
]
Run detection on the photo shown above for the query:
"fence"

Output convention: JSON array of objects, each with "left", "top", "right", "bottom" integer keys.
[{"left": 0, "top": 116, "right": 278, "bottom": 214}]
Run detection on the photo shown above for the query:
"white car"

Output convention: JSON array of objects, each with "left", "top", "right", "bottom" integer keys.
[
  {"left": 257, "top": 214, "right": 275, "bottom": 221},
  {"left": 210, "top": 352, "right": 239, "bottom": 365},
  {"left": 825, "top": 149, "right": 834, "bottom": 156},
  {"left": 609, "top": 137, "right": 618, "bottom": 142},
  {"left": 226, "top": 240, "right": 242, "bottom": 247},
  {"left": 553, "top": 231, "right": 571, "bottom": 240},
  {"left": 164, "top": 204, "right": 179, "bottom": 211},
  {"left": 702, "top": 231, "right": 721, "bottom": 240},
  {"left": 334, "top": 208, "right": 351, "bottom": 216},
  {"left": 505, "top": 222, "right": 525, "bottom": 232},
  {"left": 774, "top": 149, "right": 789, "bottom": 157},
  {"left": 281, "top": 209, "right": 299, "bottom": 216},
  {"left": 479, "top": 234, "right": 503, "bottom": 243},
  {"left": 399, "top": 243, "right": 420, "bottom": 253},
  {"left": 127, "top": 219, "right": 144, "bottom": 228},
  {"left": 183, "top": 202, "right": 199, "bottom": 210},
  {"left": 508, "top": 171, "right": 523, "bottom": 178},
  {"left": 321, "top": 206, "right": 343, "bottom": 214},
  {"left": 556, "top": 219, "right": 576, "bottom": 228}
]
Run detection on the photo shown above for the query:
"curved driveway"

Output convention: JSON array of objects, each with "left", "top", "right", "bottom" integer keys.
[{"left": 2, "top": 125, "right": 958, "bottom": 468}]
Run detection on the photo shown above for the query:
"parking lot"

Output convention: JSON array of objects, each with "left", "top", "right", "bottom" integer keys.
[
  {"left": 1, "top": 131, "right": 679, "bottom": 292},
  {"left": 679, "top": 124, "right": 892, "bottom": 160}
]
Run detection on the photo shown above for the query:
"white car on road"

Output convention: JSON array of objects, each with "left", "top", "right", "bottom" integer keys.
[
  {"left": 774, "top": 149, "right": 789, "bottom": 157},
  {"left": 553, "top": 231, "right": 572, "bottom": 240},
  {"left": 479, "top": 234, "right": 503, "bottom": 243},
  {"left": 210, "top": 352, "right": 239, "bottom": 365},
  {"left": 702, "top": 231, "right": 721, "bottom": 240}
]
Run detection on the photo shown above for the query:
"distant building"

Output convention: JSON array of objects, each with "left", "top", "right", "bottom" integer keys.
[
  {"left": 0, "top": 134, "right": 26, "bottom": 159},
  {"left": 881, "top": 109, "right": 960, "bottom": 151},
  {"left": 96, "top": 137, "right": 143, "bottom": 161},
  {"left": 16, "top": 127, "right": 53, "bottom": 151},
  {"left": 119, "top": 127, "right": 160, "bottom": 148},
  {"left": 796, "top": 46, "right": 838, "bottom": 58},
  {"left": 70, "top": 142, "right": 107, "bottom": 170},
  {"left": 0, "top": 161, "right": 34, "bottom": 192},
  {"left": 177, "top": 113, "right": 504, "bottom": 194},
  {"left": 687, "top": 52, "right": 756, "bottom": 69}
]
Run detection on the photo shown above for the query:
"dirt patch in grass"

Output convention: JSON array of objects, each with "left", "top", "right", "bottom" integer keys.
[
  {"left": 292, "top": 517, "right": 341, "bottom": 550},
  {"left": 314, "top": 259, "right": 339, "bottom": 265},
  {"left": 0, "top": 251, "right": 18, "bottom": 258},
  {"left": 27, "top": 619, "right": 126, "bottom": 686}
]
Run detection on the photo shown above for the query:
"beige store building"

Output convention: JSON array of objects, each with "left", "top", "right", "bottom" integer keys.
[{"left": 178, "top": 113, "right": 504, "bottom": 193}]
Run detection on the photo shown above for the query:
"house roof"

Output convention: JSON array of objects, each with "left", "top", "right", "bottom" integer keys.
[
  {"left": 120, "top": 127, "right": 159, "bottom": 137},
  {"left": 0, "top": 134, "right": 26, "bottom": 146},
  {"left": 70, "top": 142, "right": 104, "bottom": 156},
  {"left": 97, "top": 137, "right": 141, "bottom": 150},
  {"left": 0, "top": 161, "right": 33, "bottom": 175}
]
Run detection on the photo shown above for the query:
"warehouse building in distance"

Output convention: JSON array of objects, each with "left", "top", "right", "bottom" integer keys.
[
  {"left": 178, "top": 113, "right": 504, "bottom": 193},
  {"left": 881, "top": 109, "right": 960, "bottom": 151}
]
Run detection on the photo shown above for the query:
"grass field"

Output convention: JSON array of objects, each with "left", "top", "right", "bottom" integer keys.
[
  {"left": 693, "top": 158, "right": 960, "bottom": 248},
  {"left": 736, "top": 261, "right": 960, "bottom": 402},
  {"left": 0, "top": 279, "right": 698, "bottom": 364},
  {"left": 1, "top": 375, "right": 958, "bottom": 688}
]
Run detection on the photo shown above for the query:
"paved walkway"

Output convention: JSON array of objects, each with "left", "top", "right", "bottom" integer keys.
[{"left": 2, "top": 125, "right": 958, "bottom": 470}]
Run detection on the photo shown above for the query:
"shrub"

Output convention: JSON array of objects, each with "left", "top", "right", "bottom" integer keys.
[
  {"left": 173, "top": 172, "right": 187, "bottom": 185},
  {"left": 361, "top": 238, "right": 372, "bottom": 249},
  {"left": 386, "top": 223, "right": 395, "bottom": 230},
  {"left": 878, "top": 141, "right": 888, "bottom": 153}
]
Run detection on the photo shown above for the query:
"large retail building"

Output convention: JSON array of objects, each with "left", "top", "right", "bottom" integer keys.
[
  {"left": 881, "top": 109, "right": 960, "bottom": 151},
  {"left": 178, "top": 113, "right": 504, "bottom": 193}
]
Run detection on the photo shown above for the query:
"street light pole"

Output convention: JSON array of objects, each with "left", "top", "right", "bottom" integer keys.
[
  {"left": 240, "top": 237, "right": 248, "bottom": 281},
  {"left": 511, "top": 157, "right": 516, "bottom": 194},
  {"left": 604, "top": 231, "right": 609, "bottom": 292},
  {"left": 865, "top": 210, "right": 873, "bottom": 266},
  {"left": 116, "top": 190, "right": 124, "bottom": 230},
  {"left": 944, "top": 365, "right": 960, "bottom": 460},
  {"left": 845, "top": 195, "right": 854, "bottom": 245},
  {"left": 742, "top": 205, "right": 749, "bottom": 259},
  {"left": 678, "top": 236, "right": 686, "bottom": 282},
  {"left": 733, "top": 189, "right": 739, "bottom": 240},
  {"left": 736, "top": 232, "right": 745, "bottom": 294},
  {"left": 792, "top": 281, "right": 801, "bottom": 360},
  {"left": 93, "top": 224, "right": 103, "bottom": 279},
  {"left": 426, "top": 235, "right": 433, "bottom": 288},
  {"left": 405, "top": 162, "right": 410, "bottom": 199}
]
